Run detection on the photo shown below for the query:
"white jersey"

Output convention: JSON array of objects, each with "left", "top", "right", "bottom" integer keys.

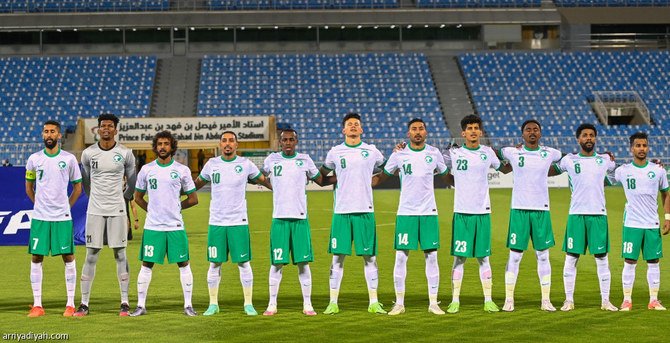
[
  {"left": 324, "top": 142, "right": 384, "bottom": 214},
  {"left": 556, "top": 153, "right": 616, "bottom": 215},
  {"left": 263, "top": 152, "right": 320, "bottom": 219},
  {"left": 384, "top": 144, "right": 448, "bottom": 216},
  {"left": 501, "top": 145, "right": 562, "bottom": 211},
  {"left": 25, "top": 149, "right": 82, "bottom": 221},
  {"left": 135, "top": 159, "right": 196, "bottom": 231},
  {"left": 611, "top": 162, "right": 669, "bottom": 229},
  {"left": 444, "top": 145, "right": 501, "bottom": 214},
  {"left": 81, "top": 142, "right": 136, "bottom": 216},
  {"left": 199, "top": 156, "right": 262, "bottom": 226}
]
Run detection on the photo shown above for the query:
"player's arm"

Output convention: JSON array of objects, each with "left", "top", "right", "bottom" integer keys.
[
  {"left": 319, "top": 166, "right": 337, "bottom": 185},
  {"left": 134, "top": 190, "right": 148, "bottom": 212},
  {"left": 257, "top": 173, "right": 273, "bottom": 190},
  {"left": 181, "top": 191, "right": 198, "bottom": 210},
  {"left": 194, "top": 175, "right": 209, "bottom": 190},
  {"left": 661, "top": 189, "right": 670, "bottom": 235},
  {"left": 129, "top": 199, "right": 140, "bottom": 230},
  {"left": 123, "top": 151, "right": 137, "bottom": 200},
  {"left": 25, "top": 180, "right": 35, "bottom": 203},
  {"left": 69, "top": 181, "right": 82, "bottom": 208},
  {"left": 81, "top": 151, "right": 92, "bottom": 197}
]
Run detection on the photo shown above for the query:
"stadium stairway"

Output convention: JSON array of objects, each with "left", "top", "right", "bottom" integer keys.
[
  {"left": 427, "top": 54, "right": 476, "bottom": 137},
  {"left": 150, "top": 57, "right": 200, "bottom": 117}
]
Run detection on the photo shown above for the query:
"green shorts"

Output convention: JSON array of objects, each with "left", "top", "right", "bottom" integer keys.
[
  {"left": 507, "top": 209, "right": 554, "bottom": 251},
  {"left": 328, "top": 213, "right": 377, "bottom": 256},
  {"left": 395, "top": 215, "right": 440, "bottom": 251},
  {"left": 270, "top": 218, "right": 314, "bottom": 265},
  {"left": 621, "top": 226, "right": 663, "bottom": 261},
  {"left": 451, "top": 213, "right": 491, "bottom": 258},
  {"left": 139, "top": 229, "right": 189, "bottom": 264},
  {"left": 208, "top": 225, "right": 252, "bottom": 263},
  {"left": 28, "top": 219, "right": 74, "bottom": 256},
  {"left": 562, "top": 215, "right": 609, "bottom": 255}
]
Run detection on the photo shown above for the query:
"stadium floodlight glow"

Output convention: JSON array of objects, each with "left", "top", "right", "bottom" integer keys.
[
  {"left": 257, "top": 26, "right": 262, "bottom": 30},
  {"left": 115, "top": 28, "right": 120, "bottom": 32},
  {"left": 456, "top": 24, "right": 462, "bottom": 28},
  {"left": 373, "top": 26, "right": 379, "bottom": 29},
  {"left": 132, "top": 28, "right": 137, "bottom": 31},
  {"left": 340, "top": 25, "right": 345, "bottom": 29},
  {"left": 357, "top": 25, "right": 362, "bottom": 29},
  {"left": 324, "top": 25, "right": 329, "bottom": 29},
  {"left": 98, "top": 28, "right": 103, "bottom": 32},
  {"left": 56, "top": 29, "right": 61, "bottom": 32},
  {"left": 390, "top": 25, "right": 396, "bottom": 29},
  {"left": 241, "top": 26, "right": 245, "bottom": 30},
  {"left": 407, "top": 25, "right": 412, "bottom": 29},
  {"left": 440, "top": 24, "right": 445, "bottom": 28},
  {"left": 307, "top": 25, "right": 312, "bottom": 29},
  {"left": 424, "top": 25, "right": 429, "bottom": 28},
  {"left": 174, "top": 27, "right": 178, "bottom": 31},
  {"left": 157, "top": 27, "right": 161, "bottom": 30},
  {"left": 274, "top": 26, "right": 278, "bottom": 29},
  {"left": 190, "top": 27, "right": 195, "bottom": 31},
  {"left": 224, "top": 27, "right": 229, "bottom": 30},
  {"left": 73, "top": 28, "right": 78, "bottom": 32}
]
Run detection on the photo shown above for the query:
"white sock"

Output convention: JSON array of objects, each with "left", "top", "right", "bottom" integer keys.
[
  {"left": 137, "top": 266, "right": 152, "bottom": 308},
  {"left": 364, "top": 255, "right": 379, "bottom": 305},
  {"left": 563, "top": 254, "right": 579, "bottom": 302},
  {"left": 179, "top": 265, "right": 193, "bottom": 308},
  {"left": 536, "top": 249, "right": 551, "bottom": 301},
  {"left": 647, "top": 262, "right": 660, "bottom": 302},
  {"left": 505, "top": 250, "right": 523, "bottom": 301},
  {"left": 31, "top": 262, "right": 43, "bottom": 307},
  {"left": 478, "top": 257, "right": 493, "bottom": 302},
  {"left": 622, "top": 262, "right": 636, "bottom": 302},
  {"left": 114, "top": 248, "right": 130, "bottom": 305},
  {"left": 595, "top": 255, "right": 611, "bottom": 302},
  {"left": 451, "top": 257, "right": 466, "bottom": 303},
  {"left": 297, "top": 263, "right": 312, "bottom": 308},
  {"left": 425, "top": 251, "right": 439, "bottom": 305},
  {"left": 207, "top": 263, "right": 221, "bottom": 305},
  {"left": 393, "top": 251, "right": 408, "bottom": 306},
  {"left": 329, "top": 255, "right": 345, "bottom": 304},
  {"left": 238, "top": 262, "right": 253, "bottom": 306},
  {"left": 65, "top": 261, "right": 76, "bottom": 308},
  {"left": 80, "top": 248, "right": 100, "bottom": 306},
  {"left": 268, "top": 264, "right": 283, "bottom": 306}
]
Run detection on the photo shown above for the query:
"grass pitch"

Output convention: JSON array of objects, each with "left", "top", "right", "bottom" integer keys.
[{"left": 1, "top": 188, "right": 669, "bottom": 342}]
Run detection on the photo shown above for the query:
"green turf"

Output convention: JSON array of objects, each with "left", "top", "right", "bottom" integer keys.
[{"left": 2, "top": 188, "right": 670, "bottom": 342}]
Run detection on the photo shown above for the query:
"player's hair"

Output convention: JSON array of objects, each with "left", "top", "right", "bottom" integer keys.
[
  {"left": 280, "top": 129, "right": 298, "bottom": 138},
  {"left": 575, "top": 123, "right": 597, "bottom": 138},
  {"left": 152, "top": 130, "right": 178, "bottom": 156},
  {"left": 629, "top": 131, "right": 648, "bottom": 147},
  {"left": 407, "top": 118, "right": 426, "bottom": 129},
  {"left": 98, "top": 113, "right": 120, "bottom": 128},
  {"left": 521, "top": 119, "right": 541, "bottom": 132},
  {"left": 342, "top": 112, "right": 361, "bottom": 127},
  {"left": 460, "top": 115, "right": 482, "bottom": 131},
  {"left": 221, "top": 130, "right": 237, "bottom": 141},
  {"left": 44, "top": 120, "right": 61, "bottom": 131}
]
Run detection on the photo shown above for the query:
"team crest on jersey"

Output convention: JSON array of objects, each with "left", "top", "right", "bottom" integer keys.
[
  {"left": 425, "top": 155, "right": 433, "bottom": 164},
  {"left": 595, "top": 156, "right": 604, "bottom": 165},
  {"left": 113, "top": 153, "right": 123, "bottom": 163},
  {"left": 235, "top": 165, "right": 243, "bottom": 174},
  {"left": 170, "top": 171, "right": 179, "bottom": 179},
  {"left": 479, "top": 153, "right": 487, "bottom": 161},
  {"left": 58, "top": 161, "right": 67, "bottom": 169},
  {"left": 296, "top": 160, "right": 304, "bottom": 167},
  {"left": 361, "top": 150, "right": 370, "bottom": 159},
  {"left": 648, "top": 171, "right": 656, "bottom": 179},
  {"left": 540, "top": 150, "right": 548, "bottom": 159}
]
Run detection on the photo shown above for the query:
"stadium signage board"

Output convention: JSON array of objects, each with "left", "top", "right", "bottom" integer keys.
[
  {"left": 84, "top": 117, "right": 270, "bottom": 144},
  {"left": 0, "top": 167, "right": 87, "bottom": 246}
]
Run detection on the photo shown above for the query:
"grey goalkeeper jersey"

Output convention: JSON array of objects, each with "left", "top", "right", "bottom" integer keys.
[{"left": 81, "top": 142, "right": 136, "bottom": 216}]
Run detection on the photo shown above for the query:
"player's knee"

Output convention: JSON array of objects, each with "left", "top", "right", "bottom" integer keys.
[
  {"left": 625, "top": 258, "right": 638, "bottom": 265},
  {"left": 594, "top": 253, "right": 607, "bottom": 259},
  {"left": 535, "top": 250, "right": 548, "bottom": 262},
  {"left": 646, "top": 259, "right": 659, "bottom": 264}
]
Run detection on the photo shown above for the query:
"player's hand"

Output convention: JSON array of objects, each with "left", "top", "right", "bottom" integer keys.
[
  {"left": 605, "top": 151, "right": 615, "bottom": 161},
  {"left": 515, "top": 143, "right": 523, "bottom": 149},
  {"left": 651, "top": 159, "right": 665, "bottom": 168},
  {"left": 133, "top": 220, "right": 140, "bottom": 230},
  {"left": 663, "top": 220, "right": 670, "bottom": 235},
  {"left": 371, "top": 174, "right": 379, "bottom": 187},
  {"left": 393, "top": 142, "right": 406, "bottom": 153}
]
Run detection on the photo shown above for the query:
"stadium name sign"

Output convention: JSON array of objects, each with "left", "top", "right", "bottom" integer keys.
[{"left": 84, "top": 117, "right": 270, "bottom": 144}]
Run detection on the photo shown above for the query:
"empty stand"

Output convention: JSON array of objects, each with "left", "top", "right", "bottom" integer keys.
[{"left": 0, "top": 1, "right": 169, "bottom": 13}]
